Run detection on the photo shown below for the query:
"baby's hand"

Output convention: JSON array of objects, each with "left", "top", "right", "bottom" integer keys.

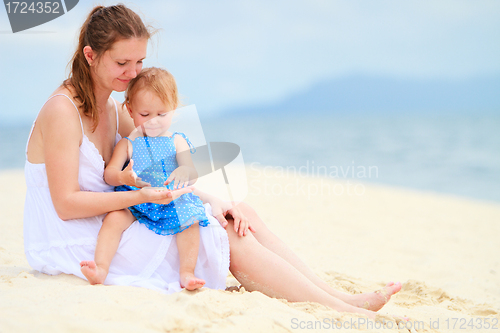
[
  {"left": 120, "top": 159, "right": 150, "bottom": 188},
  {"left": 164, "top": 166, "right": 191, "bottom": 189}
]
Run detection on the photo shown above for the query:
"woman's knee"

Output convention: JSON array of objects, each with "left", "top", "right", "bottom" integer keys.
[
  {"left": 226, "top": 226, "right": 260, "bottom": 257},
  {"left": 227, "top": 226, "right": 272, "bottom": 275},
  {"left": 232, "top": 201, "right": 255, "bottom": 214}
]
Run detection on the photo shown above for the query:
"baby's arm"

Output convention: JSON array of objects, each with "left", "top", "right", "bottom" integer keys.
[
  {"left": 104, "top": 139, "right": 149, "bottom": 187},
  {"left": 165, "top": 135, "right": 198, "bottom": 189}
]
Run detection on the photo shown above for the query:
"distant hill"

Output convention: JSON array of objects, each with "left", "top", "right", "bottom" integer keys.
[{"left": 223, "top": 75, "right": 500, "bottom": 115}]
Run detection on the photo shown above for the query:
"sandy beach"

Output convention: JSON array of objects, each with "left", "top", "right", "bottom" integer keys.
[{"left": 1, "top": 167, "right": 499, "bottom": 332}]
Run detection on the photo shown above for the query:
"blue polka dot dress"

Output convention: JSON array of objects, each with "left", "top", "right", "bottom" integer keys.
[{"left": 115, "top": 132, "right": 209, "bottom": 235}]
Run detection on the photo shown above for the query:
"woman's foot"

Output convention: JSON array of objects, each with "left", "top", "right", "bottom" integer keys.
[
  {"left": 180, "top": 272, "right": 205, "bottom": 291},
  {"left": 80, "top": 260, "right": 108, "bottom": 285},
  {"left": 350, "top": 282, "right": 402, "bottom": 311}
]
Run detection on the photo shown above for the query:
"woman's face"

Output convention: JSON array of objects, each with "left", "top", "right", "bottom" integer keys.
[
  {"left": 128, "top": 89, "right": 174, "bottom": 137},
  {"left": 91, "top": 38, "right": 148, "bottom": 93}
]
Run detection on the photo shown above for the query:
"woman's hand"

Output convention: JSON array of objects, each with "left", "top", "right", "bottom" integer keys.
[
  {"left": 210, "top": 199, "right": 256, "bottom": 237},
  {"left": 164, "top": 166, "right": 191, "bottom": 189},
  {"left": 119, "top": 159, "right": 150, "bottom": 188},
  {"left": 139, "top": 186, "right": 194, "bottom": 205}
]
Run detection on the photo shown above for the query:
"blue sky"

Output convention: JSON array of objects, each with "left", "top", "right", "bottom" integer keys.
[{"left": 1, "top": 0, "right": 499, "bottom": 124}]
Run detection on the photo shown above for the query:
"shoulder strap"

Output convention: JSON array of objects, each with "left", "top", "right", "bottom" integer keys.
[
  {"left": 172, "top": 132, "right": 196, "bottom": 154},
  {"left": 54, "top": 94, "right": 84, "bottom": 134},
  {"left": 26, "top": 94, "right": 83, "bottom": 156}
]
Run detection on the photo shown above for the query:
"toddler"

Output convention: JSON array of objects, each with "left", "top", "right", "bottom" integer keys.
[{"left": 80, "top": 67, "right": 208, "bottom": 290}]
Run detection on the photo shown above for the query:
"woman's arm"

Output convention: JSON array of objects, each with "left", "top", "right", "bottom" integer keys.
[{"left": 40, "top": 97, "right": 189, "bottom": 221}]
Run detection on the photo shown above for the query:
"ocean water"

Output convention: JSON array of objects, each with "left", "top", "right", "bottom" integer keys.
[
  {"left": 0, "top": 125, "right": 32, "bottom": 171},
  {"left": 201, "top": 112, "right": 500, "bottom": 203},
  {"left": 3, "top": 112, "right": 499, "bottom": 203}
]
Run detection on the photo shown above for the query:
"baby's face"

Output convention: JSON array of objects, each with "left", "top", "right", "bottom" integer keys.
[{"left": 128, "top": 89, "right": 174, "bottom": 137}]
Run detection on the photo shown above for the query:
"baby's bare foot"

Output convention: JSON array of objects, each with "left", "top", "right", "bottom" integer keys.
[
  {"left": 80, "top": 260, "right": 107, "bottom": 285},
  {"left": 351, "top": 281, "right": 402, "bottom": 311},
  {"left": 180, "top": 272, "right": 205, "bottom": 291}
]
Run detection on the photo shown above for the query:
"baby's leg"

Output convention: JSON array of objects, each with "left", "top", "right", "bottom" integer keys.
[
  {"left": 80, "top": 209, "right": 135, "bottom": 285},
  {"left": 177, "top": 223, "right": 205, "bottom": 290}
]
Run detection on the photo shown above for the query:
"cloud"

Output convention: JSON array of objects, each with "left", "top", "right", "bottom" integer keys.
[
  {"left": 141, "top": 0, "right": 500, "bottom": 110},
  {"left": 1, "top": 0, "right": 499, "bottom": 124}
]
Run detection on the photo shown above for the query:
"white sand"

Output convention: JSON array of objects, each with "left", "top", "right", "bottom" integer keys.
[{"left": 1, "top": 168, "right": 499, "bottom": 332}]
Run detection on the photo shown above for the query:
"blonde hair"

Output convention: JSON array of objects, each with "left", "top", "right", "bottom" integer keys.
[
  {"left": 63, "top": 4, "right": 153, "bottom": 131},
  {"left": 124, "top": 67, "right": 180, "bottom": 110}
]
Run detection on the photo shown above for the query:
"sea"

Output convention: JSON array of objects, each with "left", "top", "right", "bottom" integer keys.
[{"left": 3, "top": 111, "right": 499, "bottom": 203}]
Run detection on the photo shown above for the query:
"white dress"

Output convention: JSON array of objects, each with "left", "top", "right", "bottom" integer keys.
[{"left": 23, "top": 94, "right": 230, "bottom": 293}]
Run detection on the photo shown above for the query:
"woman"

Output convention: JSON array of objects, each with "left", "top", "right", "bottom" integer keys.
[{"left": 24, "top": 4, "right": 400, "bottom": 318}]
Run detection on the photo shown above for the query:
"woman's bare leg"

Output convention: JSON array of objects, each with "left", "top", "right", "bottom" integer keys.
[
  {"left": 177, "top": 223, "right": 205, "bottom": 290},
  {"left": 231, "top": 202, "right": 401, "bottom": 311},
  {"left": 225, "top": 223, "right": 378, "bottom": 318},
  {"left": 80, "top": 209, "right": 135, "bottom": 284}
]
